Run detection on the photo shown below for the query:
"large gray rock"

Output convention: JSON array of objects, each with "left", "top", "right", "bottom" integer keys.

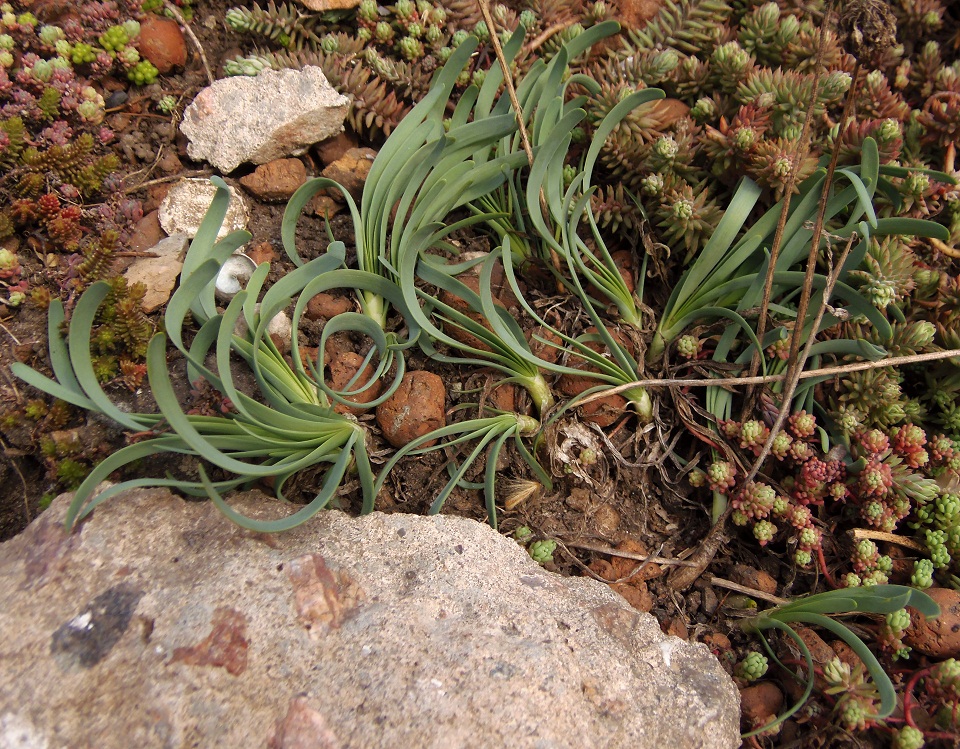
[
  {"left": 181, "top": 67, "right": 350, "bottom": 173},
  {"left": 0, "top": 489, "right": 740, "bottom": 749}
]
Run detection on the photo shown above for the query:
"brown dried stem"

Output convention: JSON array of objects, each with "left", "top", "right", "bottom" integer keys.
[
  {"left": 477, "top": 0, "right": 534, "bottom": 170},
  {"left": 741, "top": 61, "right": 863, "bottom": 487},
  {"left": 743, "top": 11, "right": 835, "bottom": 415},
  {"left": 849, "top": 528, "right": 927, "bottom": 553},
  {"left": 574, "top": 347, "right": 960, "bottom": 403},
  {"left": 560, "top": 540, "right": 699, "bottom": 567},
  {"left": 708, "top": 576, "right": 790, "bottom": 606}
]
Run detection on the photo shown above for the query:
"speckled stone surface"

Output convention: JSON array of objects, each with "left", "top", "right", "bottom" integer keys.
[{"left": 0, "top": 488, "right": 740, "bottom": 749}]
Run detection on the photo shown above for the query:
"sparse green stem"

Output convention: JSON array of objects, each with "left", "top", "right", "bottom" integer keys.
[
  {"left": 361, "top": 290, "right": 388, "bottom": 329},
  {"left": 623, "top": 386, "right": 653, "bottom": 423},
  {"left": 517, "top": 371, "right": 554, "bottom": 414}
]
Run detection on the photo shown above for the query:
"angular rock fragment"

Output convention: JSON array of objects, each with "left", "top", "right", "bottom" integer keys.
[{"left": 181, "top": 68, "right": 350, "bottom": 173}]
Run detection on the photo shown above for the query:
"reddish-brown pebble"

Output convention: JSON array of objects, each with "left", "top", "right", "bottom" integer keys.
[
  {"left": 141, "top": 184, "right": 170, "bottom": 214},
  {"left": 703, "top": 632, "right": 732, "bottom": 652},
  {"left": 648, "top": 98, "right": 691, "bottom": 129},
  {"left": 612, "top": 580, "right": 654, "bottom": 613},
  {"left": 327, "top": 351, "right": 383, "bottom": 415},
  {"left": 617, "top": 0, "right": 665, "bottom": 30},
  {"left": 906, "top": 587, "right": 960, "bottom": 658},
  {"left": 138, "top": 15, "right": 187, "bottom": 73},
  {"left": 739, "top": 682, "right": 784, "bottom": 725},
  {"left": 314, "top": 131, "right": 359, "bottom": 167},
  {"left": 128, "top": 210, "right": 163, "bottom": 253},
  {"left": 730, "top": 564, "right": 778, "bottom": 596},
  {"left": 157, "top": 150, "right": 182, "bottom": 175},
  {"left": 610, "top": 538, "right": 662, "bottom": 581},
  {"left": 661, "top": 616, "right": 689, "bottom": 640},
  {"left": 309, "top": 195, "right": 342, "bottom": 219},
  {"left": 322, "top": 147, "right": 377, "bottom": 201},
  {"left": 305, "top": 293, "right": 353, "bottom": 321},
  {"left": 247, "top": 242, "right": 278, "bottom": 266},
  {"left": 376, "top": 371, "right": 446, "bottom": 448},
  {"left": 239, "top": 159, "right": 307, "bottom": 202},
  {"left": 829, "top": 640, "right": 865, "bottom": 671}
]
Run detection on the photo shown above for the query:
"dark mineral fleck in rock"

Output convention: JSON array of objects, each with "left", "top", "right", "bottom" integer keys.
[{"left": 50, "top": 584, "right": 144, "bottom": 670}]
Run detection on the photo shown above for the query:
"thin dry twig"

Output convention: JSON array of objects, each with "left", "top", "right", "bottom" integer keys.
[
  {"left": 477, "top": 0, "right": 534, "bottom": 168},
  {"left": 575, "top": 347, "right": 960, "bottom": 404},
  {"left": 162, "top": 0, "right": 214, "bottom": 87},
  {"left": 741, "top": 61, "right": 863, "bottom": 487},
  {"left": 520, "top": 19, "right": 579, "bottom": 59},
  {"left": 122, "top": 170, "right": 213, "bottom": 194},
  {"left": 0, "top": 321, "right": 21, "bottom": 346},
  {"left": 931, "top": 237, "right": 960, "bottom": 259},
  {"left": 667, "top": 505, "right": 732, "bottom": 589},
  {"left": 849, "top": 528, "right": 927, "bottom": 553},
  {"left": 744, "top": 11, "right": 834, "bottom": 412},
  {"left": 743, "top": 230, "right": 857, "bottom": 486},
  {"left": 708, "top": 575, "right": 790, "bottom": 606},
  {"left": 560, "top": 540, "right": 699, "bottom": 567}
]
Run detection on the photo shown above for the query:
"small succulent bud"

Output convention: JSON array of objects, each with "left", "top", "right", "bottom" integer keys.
[
  {"left": 732, "top": 127, "right": 756, "bottom": 151},
  {"left": 752, "top": 520, "right": 777, "bottom": 545},
  {"left": 734, "top": 652, "right": 768, "bottom": 682},
  {"left": 518, "top": 9, "right": 537, "bottom": 30},
  {"left": 118, "top": 46, "right": 139, "bottom": 65},
  {"left": 77, "top": 99, "right": 104, "bottom": 123},
  {"left": 127, "top": 60, "right": 159, "bottom": 86},
  {"left": 38, "top": 24, "right": 64, "bottom": 45},
  {"left": 797, "top": 527, "right": 819, "bottom": 549},
  {"left": 513, "top": 525, "right": 533, "bottom": 543},
  {"left": 157, "top": 95, "right": 177, "bottom": 114},
  {"left": 529, "top": 539, "right": 557, "bottom": 564},
  {"left": 838, "top": 697, "right": 869, "bottom": 731},
  {"left": 822, "top": 657, "right": 851, "bottom": 686},
  {"left": 886, "top": 608, "right": 910, "bottom": 634},
  {"left": 672, "top": 199, "right": 694, "bottom": 220},
  {"left": 358, "top": 0, "right": 379, "bottom": 22},
  {"left": 687, "top": 468, "right": 707, "bottom": 488},
  {"left": 676, "top": 335, "right": 700, "bottom": 359},
  {"left": 706, "top": 460, "right": 736, "bottom": 491},
  {"left": 398, "top": 36, "right": 424, "bottom": 60},
  {"left": 893, "top": 726, "right": 925, "bottom": 749},
  {"left": 641, "top": 173, "right": 664, "bottom": 196},
  {"left": 653, "top": 136, "right": 679, "bottom": 160},
  {"left": 0, "top": 249, "right": 18, "bottom": 271},
  {"left": 690, "top": 97, "right": 717, "bottom": 121},
  {"left": 320, "top": 34, "right": 340, "bottom": 53},
  {"left": 375, "top": 21, "right": 395, "bottom": 42}
]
